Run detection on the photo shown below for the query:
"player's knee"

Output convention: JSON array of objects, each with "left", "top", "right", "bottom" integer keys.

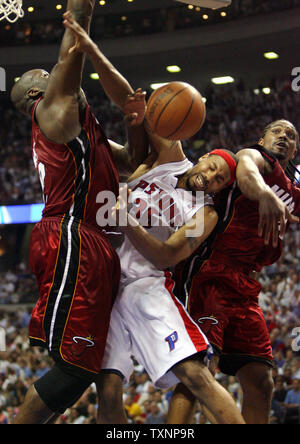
[
  {"left": 239, "top": 365, "right": 274, "bottom": 402},
  {"left": 174, "top": 359, "right": 213, "bottom": 393},
  {"left": 97, "top": 372, "right": 124, "bottom": 412},
  {"left": 25, "top": 383, "right": 43, "bottom": 405},
  {"left": 34, "top": 364, "right": 91, "bottom": 414},
  {"left": 99, "top": 384, "right": 121, "bottom": 410},
  {"left": 258, "top": 372, "right": 274, "bottom": 400}
]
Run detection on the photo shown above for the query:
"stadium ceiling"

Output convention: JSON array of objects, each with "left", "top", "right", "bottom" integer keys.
[
  {"left": 2, "top": 4, "right": 300, "bottom": 98},
  {"left": 21, "top": 0, "right": 192, "bottom": 20}
]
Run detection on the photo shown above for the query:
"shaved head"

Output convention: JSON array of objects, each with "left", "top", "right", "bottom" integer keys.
[{"left": 11, "top": 69, "right": 49, "bottom": 115}]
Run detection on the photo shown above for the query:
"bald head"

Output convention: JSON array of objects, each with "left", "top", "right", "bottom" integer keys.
[{"left": 10, "top": 69, "right": 50, "bottom": 116}]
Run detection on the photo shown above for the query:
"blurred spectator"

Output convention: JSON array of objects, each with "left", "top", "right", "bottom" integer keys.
[
  {"left": 124, "top": 394, "right": 142, "bottom": 423},
  {"left": 145, "top": 401, "right": 165, "bottom": 424},
  {"left": 282, "top": 377, "right": 300, "bottom": 424},
  {"left": 273, "top": 376, "right": 288, "bottom": 405},
  {"left": 1, "top": 1, "right": 300, "bottom": 47},
  {"left": 0, "top": 62, "right": 299, "bottom": 423},
  {"left": 68, "top": 407, "right": 87, "bottom": 425}
]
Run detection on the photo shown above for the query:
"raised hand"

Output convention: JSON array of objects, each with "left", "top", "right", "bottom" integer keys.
[
  {"left": 63, "top": 10, "right": 95, "bottom": 55},
  {"left": 258, "top": 190, "right": 300, "bottom": 247},
  {"left": 123, "top": 88, "right": 147, "bottom": 127}
]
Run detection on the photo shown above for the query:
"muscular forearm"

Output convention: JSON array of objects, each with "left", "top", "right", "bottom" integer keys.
[
  {"left": 124, "top": 124, "right": 149, "bottom": 171},
  {"left": 124, "top": 215, "right": 175, "bottom": 269},
  {"left": 236, "top": 160, "right": 272, "bottom": 201},
  {"left": 67, "top": 0, "right": 94, "bottom": 26},
  {"left": 122, "top": 206, "right": 216, "bottom": 269},
  {"left": 59, "top": 0, "right": 95, "bottom": 60},
  {"left": 86, "top": 43, "right": 134, "bottom": 108}
]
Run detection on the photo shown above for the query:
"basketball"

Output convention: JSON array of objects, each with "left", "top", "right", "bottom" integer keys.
[{"left": 145, "top": 81, "right": 206, "bottom": 140}]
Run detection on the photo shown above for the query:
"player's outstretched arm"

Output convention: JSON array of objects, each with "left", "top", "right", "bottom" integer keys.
[
  {"left": 45, "top": 0, "right": 95, "bottom": 101},
  {"left": 63, "top": 10, "right": 133, "bottom": 109},
  {"left": 112, "top": 186, "right": 218, "bottom": 269},
  {"left": 63, "top": 11, "right": 149, "bottom": 174},
  {"left": 144, "top": 119, "right": 185, "bottom": 164},
  {"left": 36, "top": 0, "right": 95, "bottom": 144},
  {"left": 236, "top": 149, "right": 299, "bottom": 247}
]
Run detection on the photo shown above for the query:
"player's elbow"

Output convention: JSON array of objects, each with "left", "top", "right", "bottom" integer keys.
[
  {"left": 236, "top": 168, "right": 255, "bottom": 190},
  {"left": 70, "top": 2, "right": 94, "bottom": 28},
  {"left": 153, "top": 247, "right": 180, "bottom": 270},
  {"left": 153, "top": 257, "right": 172, "bottom": 271}
]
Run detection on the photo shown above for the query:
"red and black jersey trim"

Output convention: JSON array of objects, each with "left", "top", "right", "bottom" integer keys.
[
  {"left": 174, "top": 182, "right": 242, "bottom": 309},
  {"left": 29, "top": 215, "right": 91, "bottom": 379},
  {"left": 66, "top": 128, "right": 91, "bottom": 221},
  {"left": 247, "top": 144, "right": 277, "bottom": 168},
  {"left": 174, "top": 144, "right": 278, "bottom": 309}
]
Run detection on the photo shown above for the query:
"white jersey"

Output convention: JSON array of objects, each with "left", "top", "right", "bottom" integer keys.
[
  {"left": 101, "top": 158, "right": 214, "bottom": 388},
  {"left": 118, "top": 158, "right": 213, "bottom": 286}
]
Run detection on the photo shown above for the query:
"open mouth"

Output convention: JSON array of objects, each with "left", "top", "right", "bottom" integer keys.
[
  {"left": 276, "top": 141, "right": 288, "bottom": 149},
  {"left": 195, "top": 174, "right": 207, "bottom": 191}
]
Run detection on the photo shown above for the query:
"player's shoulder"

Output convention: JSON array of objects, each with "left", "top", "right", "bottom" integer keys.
[
  {"left": 236, "top": 146, "right": 264, "bottom": 162},
  {"left": 237, "top": 145, "right": 278, "bottom": 175}
]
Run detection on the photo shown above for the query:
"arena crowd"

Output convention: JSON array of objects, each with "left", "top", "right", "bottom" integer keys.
[
  {"left": 0, "top": 0, "right": 300, "bottom": 47},
  {"left": 0, "top": 69, "right": 300, "bottom": 423},
  {"left": 1, "top": 75, "right": 299, "bottom": 205}
]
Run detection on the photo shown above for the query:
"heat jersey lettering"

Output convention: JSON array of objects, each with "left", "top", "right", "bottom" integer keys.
[{"left": 270, "top": 184, "right": 295, "bottom": 213}]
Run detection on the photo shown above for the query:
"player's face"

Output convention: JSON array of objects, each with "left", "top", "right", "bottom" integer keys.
[
  {"left": 186, "top": 155, "right": 231, "bottom": 194},
  {"left": 260, "top": 121, "right": 298, "bottom": 162}
]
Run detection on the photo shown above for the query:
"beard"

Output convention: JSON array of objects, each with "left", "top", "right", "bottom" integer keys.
[
  {"left": 185, "top": 175, "right": 194, "bottom": 192},
  {"left": 272, "top": 150, "right": 286, "bottom": 161}
]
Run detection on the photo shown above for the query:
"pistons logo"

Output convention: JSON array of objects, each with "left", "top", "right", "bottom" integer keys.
[
  {"left": 197, "top": 316, "right": 218, "bottom": 335},
  {"left": 70, "top": 336, "right": 95, "bottom": 358},
  {"left": 165, "top": 331, "right": 178, "bottom": 352}
]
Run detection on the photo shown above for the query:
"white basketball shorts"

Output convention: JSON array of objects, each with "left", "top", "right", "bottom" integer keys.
[{"left": 101, "top": 272, "right": 210, "bottom": 389}]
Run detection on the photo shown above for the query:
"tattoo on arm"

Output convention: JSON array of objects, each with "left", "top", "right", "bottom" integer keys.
[{"left": 187, "top": 236, "right": 199, "bottom": 252}]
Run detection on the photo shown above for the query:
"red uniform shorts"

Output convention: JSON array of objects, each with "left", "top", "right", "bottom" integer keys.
[
  {"left": 29, "top": 215, "right": 120, "bottom": 381},
  {"left": 188, "top": 260, "right": 273, "bottom": 375}
]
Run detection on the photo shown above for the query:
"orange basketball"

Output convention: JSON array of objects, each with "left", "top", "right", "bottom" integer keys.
[{"left": 145, "top": 81, "right": 206, "bottom": 140}]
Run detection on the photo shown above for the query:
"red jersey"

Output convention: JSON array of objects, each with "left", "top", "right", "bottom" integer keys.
[
  {"left": 210, "top": 147, "right": 300, "bottom": 270},
  {"left": 174, "top": 146, "right": 300, "bottom": 305},
  {"left": 31, "top": 98, "right": 119, "bottom": 230}
]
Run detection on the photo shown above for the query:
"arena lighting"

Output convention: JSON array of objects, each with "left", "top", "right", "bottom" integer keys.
[
  {"left": 150, "top": 83, "right": 168, "bottom": 90},
  {"left": 262, "top": 87, "right": 271, "bottom": 94},
  {"left": 296, "top": 165, "right": 300, "bottom": 183},
  {"left": 166, "top": 65, "right": 181, "bottom": 73},
  {"left": 0, "top": 204, "right": 44, "bottom": 224},
  {"left": 56, "top": 4, "right": 63, "bottom": 10},
  {"left": 264, "top": 52, "right": 279, "bottom": 60},
  {"left": 211, "top": 76, "right": 234, "bottom": 85},
  {"left": 175, "top": 0, "right": 231, "bottom": 9},
  {"left": 90, "top": 73, "right": 99, "bottom": 80},
  {"left": 27, "top": 6, "right": 34, "bottom": 12}
]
